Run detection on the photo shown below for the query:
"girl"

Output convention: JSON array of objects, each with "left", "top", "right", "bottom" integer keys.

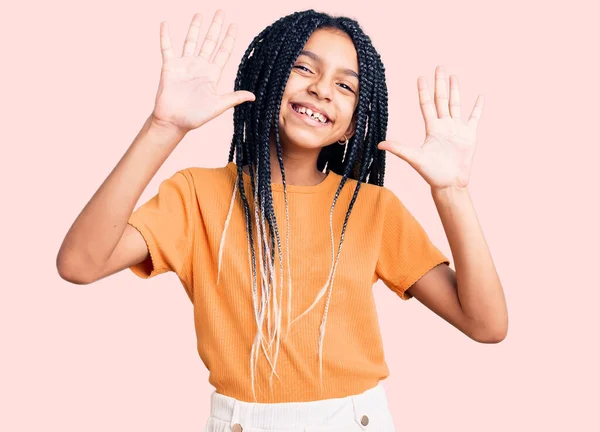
[{"left": 57, "top": 8, "right": 507, "bottom": 432}]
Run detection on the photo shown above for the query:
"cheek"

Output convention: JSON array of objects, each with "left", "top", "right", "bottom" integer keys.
[
  {"left": 278, "top": 80, "right": 303, "bottom": 119},
  {"left": 334, "top": 102, "right": 356, "bottom": 129},
  {"left": 282, "top": 75, "right": 304, "bottom": 98}
]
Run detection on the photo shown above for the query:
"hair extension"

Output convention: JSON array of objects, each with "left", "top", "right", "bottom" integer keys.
[{"left": 217, "top": 9, "right": 389, "bottom": 401}]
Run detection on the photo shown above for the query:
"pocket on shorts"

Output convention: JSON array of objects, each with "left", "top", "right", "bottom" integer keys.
[
  {"left": 204, "top": 415, "right": 394, "bottom": 432},
  {"left": 204, "top": 416, "right": 306, "bottom": 432},
  {"left": 305, "top": 419, "right": 396, "bottom": 432},
  {"left": 203, "top": 416, "right": 229, "bottom": 432}
]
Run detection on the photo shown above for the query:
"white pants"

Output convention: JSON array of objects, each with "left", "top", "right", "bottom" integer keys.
[{"left": 203, "top": 382, "right": 396, "bottom": 431}]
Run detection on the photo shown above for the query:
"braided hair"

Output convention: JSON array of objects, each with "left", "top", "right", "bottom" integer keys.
[{"left": 216, "top": 9, "right": 389, "bottom": 401}]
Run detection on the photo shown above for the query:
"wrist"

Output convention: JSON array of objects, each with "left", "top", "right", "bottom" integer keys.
[
  {"left": 136, "top": 115, "right": 187, "bottom": 152},
  {"left": 147, "top": 114, "right": 189, "bottom": 139},
  {"left": 431, "top": 184, "right": 469, "bottom": 198}
]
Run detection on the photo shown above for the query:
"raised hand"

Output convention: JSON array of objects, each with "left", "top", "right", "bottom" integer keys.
[
  {"left": 151, "top": 10, "right": 255, "bottom": 134},
  {"left": 377, "top": 65, "right": 485, "bottom": 191}
]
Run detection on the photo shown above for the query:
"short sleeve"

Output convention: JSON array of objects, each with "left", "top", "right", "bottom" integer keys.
[
  {"left": 376, "top": 188, "right": 450, "bottom": 300},
  {"left": 127, "top": 169, "right": 194, "bottom": 279}
]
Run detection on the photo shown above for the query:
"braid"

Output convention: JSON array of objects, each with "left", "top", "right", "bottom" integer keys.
[{"left": 220, "top": 9, "right": 389, "bottom": 401}]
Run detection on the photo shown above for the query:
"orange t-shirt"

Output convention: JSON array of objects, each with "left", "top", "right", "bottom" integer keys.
[{"left": 127, "top": 162, "right": 450, "bottom": 403}]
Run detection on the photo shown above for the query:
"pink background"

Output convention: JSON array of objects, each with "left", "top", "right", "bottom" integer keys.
[{"left": 2, "top": 0, "right": 598, "bottom": 430}]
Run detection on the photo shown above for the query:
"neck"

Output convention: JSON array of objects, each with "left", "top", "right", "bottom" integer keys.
[{"left": 243, "top": 136, "right": 327, "bottom": 186}]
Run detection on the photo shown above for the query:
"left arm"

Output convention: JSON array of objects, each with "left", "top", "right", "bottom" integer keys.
[
  {"left": 377, "top": 65, "right": 507, "bottom": 343},
  {"left": 407, "top": 185, "right": 508, "bottom": 343}
]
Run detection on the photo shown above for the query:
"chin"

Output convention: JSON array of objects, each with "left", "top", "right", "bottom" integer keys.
[
  {"left": 278, "top": 116, "right": 333, "bottom": 149},
  {"left": 279, "top": 128, "right": 329, "bottom": 149}
]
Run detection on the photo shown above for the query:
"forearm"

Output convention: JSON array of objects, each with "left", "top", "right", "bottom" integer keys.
[
  {"left": 56, "top": 114, "right": 186, "bottom": 278},
  {"left": 431, "top": 186, "right": 508, "bottom": 340}
]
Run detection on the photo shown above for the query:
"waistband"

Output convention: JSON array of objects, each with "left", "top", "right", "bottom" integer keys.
[{"left": 207, "top": 383, "right": 395, "bottom": 431}]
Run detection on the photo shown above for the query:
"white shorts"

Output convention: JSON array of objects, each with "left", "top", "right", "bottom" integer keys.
[{"left": 203, "top": 382, "right": 396, "bottom": 431}]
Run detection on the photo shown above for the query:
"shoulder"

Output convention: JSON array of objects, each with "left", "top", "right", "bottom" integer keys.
[
  {"left": 328, "top": 171, "right": 389, "bottom": 198},
  {"left": 184, "top": 164, "right": 231, "bottom": 181},
  {"left": 353, "top": 180, "right": 412, "bottom": 223},
  {"left": 326, "top": 173, "right": 399, "bottom": 222},
  {"left": 342, "top": 175, "right": 396, "bottom": 208},
  {"left": 183, "top": 163, "right": 236, "bottom": 193}
]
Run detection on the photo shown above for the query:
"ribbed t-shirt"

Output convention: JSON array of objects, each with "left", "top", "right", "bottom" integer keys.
[{"left": 127, "top": 162, "right": 450, "bottom": 403}]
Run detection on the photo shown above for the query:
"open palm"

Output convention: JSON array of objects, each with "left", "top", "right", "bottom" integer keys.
[
  {"left": 152, "top": 10, "right": 255, "bottom": 133},
  {"left": 378, "top": 65, "right": 484, "bottom": 191}
]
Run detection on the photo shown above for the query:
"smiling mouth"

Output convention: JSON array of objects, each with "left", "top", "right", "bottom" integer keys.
[{"left": 291, "top": 103, "right": 331, "bottom": 125}]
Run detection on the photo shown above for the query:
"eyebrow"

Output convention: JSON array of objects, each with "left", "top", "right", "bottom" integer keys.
[{"left": 298, "top": 50, "right": 359, "bottom": 80}]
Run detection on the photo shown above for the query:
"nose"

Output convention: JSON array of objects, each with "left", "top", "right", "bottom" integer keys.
[{"left": 307, "top": 76, "right": 333, "bottom": 101}]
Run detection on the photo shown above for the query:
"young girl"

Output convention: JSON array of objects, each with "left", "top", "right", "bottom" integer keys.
[{"left": 57, "top": 8, "right": 507, "bottom": 432}]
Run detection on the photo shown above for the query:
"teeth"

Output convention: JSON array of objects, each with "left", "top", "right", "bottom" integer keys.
[{"left": 294, "top": 104, "right": 328, "bottom": 124}]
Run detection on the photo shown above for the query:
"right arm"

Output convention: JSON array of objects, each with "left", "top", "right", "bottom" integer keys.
[
  {"left": 56, "top": 115, "right": 185, "bottom": 284},
  {"left": 56, "top": 10, "right": 254, "bottom": 284}
]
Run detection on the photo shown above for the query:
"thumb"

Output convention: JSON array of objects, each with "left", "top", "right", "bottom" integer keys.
[
  {"left": 217, "top": 91, "right": 256, "bottom": 113},
  {"left": 378, "top": 140, "right": 421, "bottom": 165}
]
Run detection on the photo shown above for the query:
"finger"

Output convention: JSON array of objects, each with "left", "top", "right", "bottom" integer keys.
[
  {"left": 215, "top": 90, "right": 256, "bottom": 115},
  {"left": 160, "top": 21, "right": 175, "bottom": 63},
  {"left": 434, "top": 65, "right": 450, "bottom": 118},
  {"left": 377, "top": 140, "right": 422, "bottom": 168},
  {"left": 468, "top": 94, "right": 485, "bottom": 130},
  {"left": 208, "top": 18, "right": 227, "bottom": 64},
  {"left": 212, "top": 24, "right": 237, "bottom": 73},
  {"left": 182, "top": 13, "right": 202, "bottom": 57},
  {"left": 198, "top": 9, "right": 225, "bottom": 60},
  {"left": 417, "top": 76, "right": 436, "bottom": 129},
  {"left": 449, "top": 75, "right": 461, "bottom": 120}
]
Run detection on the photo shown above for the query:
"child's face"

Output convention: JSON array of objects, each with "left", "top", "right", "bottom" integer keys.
[{"left": 277, "top": 28, "right": 359, "bottom": 151}]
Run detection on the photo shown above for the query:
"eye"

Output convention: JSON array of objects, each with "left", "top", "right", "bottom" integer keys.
[
  {"left": 293, "top": 65, "right": 312, "bottom": 73},
  {"left": 338, "top": 83, "right": 355, "bottom": 93}
]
